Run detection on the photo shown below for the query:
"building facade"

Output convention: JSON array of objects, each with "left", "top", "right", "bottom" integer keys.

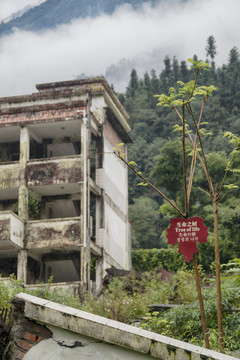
[{"left": 0, "top": 77, "right": 131, "bottom": 293}]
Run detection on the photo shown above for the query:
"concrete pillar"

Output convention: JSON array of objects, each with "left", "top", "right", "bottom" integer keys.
[
  {"left": 18, "top": 126, "right": 30, "bottom": 220},
  {"left": 17, "top": 127, "right": 30, "bottom": 282},
  {"left": 80, "top": 116, "right": 91, "bottom": 292},
  {"left": 95, "top": 257, "right": 103, "bottom": 295},
  {"left": 17, "top": 249, "right": 27, "bottom": 283}
]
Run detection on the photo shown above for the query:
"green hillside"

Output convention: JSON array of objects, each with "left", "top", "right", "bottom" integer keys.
[{"left": 119, "top": 43, "right": 240, "bottom": 268}]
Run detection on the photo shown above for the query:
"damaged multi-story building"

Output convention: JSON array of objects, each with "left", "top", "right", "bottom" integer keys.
[{"left": 0, "top": 77, "right": 131, "bottom": 293}]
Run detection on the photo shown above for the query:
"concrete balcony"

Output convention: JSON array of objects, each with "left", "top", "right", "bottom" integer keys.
[
  {"left": 27, "top": 155, "right": 81, "bottom": 195},
  {"left": 26, "top": 217, "right": 81, "bottom": 251},
  {"left": 0, "top": 212, "right": 24, "bottom": 252},
  {"left": 0, "top": 163, "right": 19, "bottom": 199}
]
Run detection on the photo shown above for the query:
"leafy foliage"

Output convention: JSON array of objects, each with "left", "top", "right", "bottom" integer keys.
[
  {"left": 141, "top": 260, "right": 240, "bottom": 352},
  {"left": 129, "top": 197, "right": 166, "bottom": 248},
  {"left": 132, "top": 248, "right": 183, "bottom": 272},
  {"left": 1, "top": 259, "right": 239, "bottom": 354},
  {"left": 120, "top": 43, "right": 240, "bottom": 267}
]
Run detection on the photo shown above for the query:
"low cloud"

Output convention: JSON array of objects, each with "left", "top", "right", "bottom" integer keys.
[{"left": 0, "top": 0, "right": 239, "bottom": 96}]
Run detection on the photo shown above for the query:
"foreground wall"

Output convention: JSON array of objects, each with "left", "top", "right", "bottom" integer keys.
[{"left": 3, "top": 293, "right": 238, "bottom": 360}]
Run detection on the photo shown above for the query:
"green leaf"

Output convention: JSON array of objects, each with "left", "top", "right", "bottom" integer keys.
[
  {"left": 137, "top": 182, "right": 148, "bottom": 187},
  {"left": 223, "top": 184, "right": 239, "bottom": 190},
  {"left": 128, "top": 161, "right": 137, "bottom": 166},
  {"left": 113, "top": 143, "right": 125, "bottom": 152},
  {"left": 230, "top": 169, "right": 240, "bottom": 173},
  {"left": 188, "top": 58, "right": 210, "bottom": 70},
  {"left": 224, "top": 132, "right": 240, "bottom": 147},
  {"left": 199, "top": 128, "right": 212, "bottom": 137},
  {"left": 173, "top": 124, "right": 182, "bottom": 133}
]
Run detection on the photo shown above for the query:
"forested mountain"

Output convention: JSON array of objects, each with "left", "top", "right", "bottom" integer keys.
[
  {"left": 119, "top": 42, "right": 240, "bottom": 268},
  {"left": 0, "top": 0, "right": 162, "bottom": 36}
]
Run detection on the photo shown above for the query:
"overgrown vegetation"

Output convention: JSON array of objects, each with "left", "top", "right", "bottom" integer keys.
[
  {"left": 132, "top": 248, "right": 184, "bottom": 272},
  {"left": 120, "top": 38, "right": 240, "bottom": 267},
  {"left": 116, "top": 52, "right": 240, "bottom": 350},
  {"left": 141, "top": 259, "right": 240, "bottom": 353},
  {"left": 1, "top": 259, "right": 239, "bottom": 354}
]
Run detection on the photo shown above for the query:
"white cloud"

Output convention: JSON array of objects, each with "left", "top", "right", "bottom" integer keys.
[{"left": 0, "top": 0, "right": 239, "bottom": 96}]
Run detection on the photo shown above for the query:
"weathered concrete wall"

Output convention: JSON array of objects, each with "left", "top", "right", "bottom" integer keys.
[
  {"left": 26, "top": 217, "right": 81, "bottom": 249},
  {"left": 0, "top": 163, "right": 19, "bottom": 190},
  {"left": 96, "top": 132, "right": 129, "bottom": 270},
  {"left": 91, "top": 93, "right": 106, "bottom": 123},
  {"left": 23, "top": 325, "right": 156, "bottom": 360},
  {"left": 104, "top": 202, "right": 128, "bottom": 268},
  {"left": 3, "top": 293, "right": 238, "bottom": 360},
  {"left": 0, "top": 219, "right": 10, "bottom": 242},
  {"left": 103, "top": 122, "right": 128, "bottom": 214},
  {"left": 0, "top": 212, "right": 24, "bottom": 250},
  {"left": 104, "top": 118, "right": 123, "bottom": 149},
  {"left": 9, "top": 213, "right": 24, "bottom": 248},
  {"left": 27, "top": 157, "right": 81, "bottom": 187},
  {"left": 0, "top": 105, "right": 86, "bottom": 126}
]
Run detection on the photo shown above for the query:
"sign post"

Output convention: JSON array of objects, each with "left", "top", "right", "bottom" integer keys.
[
  {"left": 166, "top": 216, "right": 210, "bottom": 349},
  {"left": 166, "top": 217, "right": 208, "bottom": 262}
]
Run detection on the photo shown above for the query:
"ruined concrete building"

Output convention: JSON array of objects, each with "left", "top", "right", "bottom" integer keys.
[{"left": 0, "top": 77, "right": 131, "bottom": 293}]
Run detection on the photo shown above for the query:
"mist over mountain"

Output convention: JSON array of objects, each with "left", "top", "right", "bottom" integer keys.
[
  {"left": 0, "top": 0, "right": 238, "bottom": 97},
  {"left": 0, "top": 0, "right": 188, "bottom": 93},
  {"left": 0, "top": 0, "right": 163, "bottom": 36}
]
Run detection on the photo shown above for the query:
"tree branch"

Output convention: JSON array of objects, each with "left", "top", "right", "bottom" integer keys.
[
  {"left": 182, "top": 105, "right": 188, "bottom": 217},
  {"left": 187, "top": 102, "right": 215, "bottom": 198},
  {"left": 114, "top": 151, "right": 186, "bottom": 218}
]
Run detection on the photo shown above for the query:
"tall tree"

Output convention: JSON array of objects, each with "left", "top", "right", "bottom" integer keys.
[
  {"left": 180, "top": 60, "right": 189, "bottom": 82},
  {"left": 172, "top": 56, "right": 180, "bottom": 83},
  {"left": 205, "top": 35, "right": 217, "bottom": 60},
  {"left": 127, "top": 69, "right": 139, "bottom": 96},
  {"left": 228, "top": 46, "right": 239, "bottom": 65}
]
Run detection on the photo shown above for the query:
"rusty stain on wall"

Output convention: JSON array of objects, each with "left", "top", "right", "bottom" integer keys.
[
  {"left": 26, "top": 219, "right": 81, "bottom": 249},
  {"left": 27, "top": 158, "right": 81, "bottom": 186},
  {"left": 0, "top": 220, "right": 10, "bottom": 241},
  {"left": 0, "top": 164, "right": 19, "bottom": 189}
]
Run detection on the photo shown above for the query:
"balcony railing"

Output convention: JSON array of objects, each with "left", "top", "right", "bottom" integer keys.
[
  {"left": 26, "top": 217, "right": 81, "bottom": 250},
  {"left": 27, "top": 156, "right": 81, "bottom": 187},
  {"left": 0, "top": 212, "right": 24, "bottom": 250},
  {"left": 0, "top": 163, "right": 19, "bottom": 190}
]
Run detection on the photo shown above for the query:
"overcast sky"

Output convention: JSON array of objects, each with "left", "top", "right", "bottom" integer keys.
[{"left": 0, "top": 0, "right": 239, "bottom": 97}]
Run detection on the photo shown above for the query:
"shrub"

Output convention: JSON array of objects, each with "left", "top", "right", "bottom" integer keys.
[{"left": 132, "top": 248, "right": 184, "bottom": 272}]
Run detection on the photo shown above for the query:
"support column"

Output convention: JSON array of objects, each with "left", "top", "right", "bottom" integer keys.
[
  {"left": 17, "top": 127, "right": 30, "bottom": 282},
  {"left": 18, "top": 126, "right": 30, "bottom": 220},
  {"left": 17, "top": 250, "right": 28, "bottom": 283},
  {"left": 80, "top": 113, "right": 91, "bottom": 292},
  {"left": 95, "top": 257, "right": 103, "bottom": 295}
]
